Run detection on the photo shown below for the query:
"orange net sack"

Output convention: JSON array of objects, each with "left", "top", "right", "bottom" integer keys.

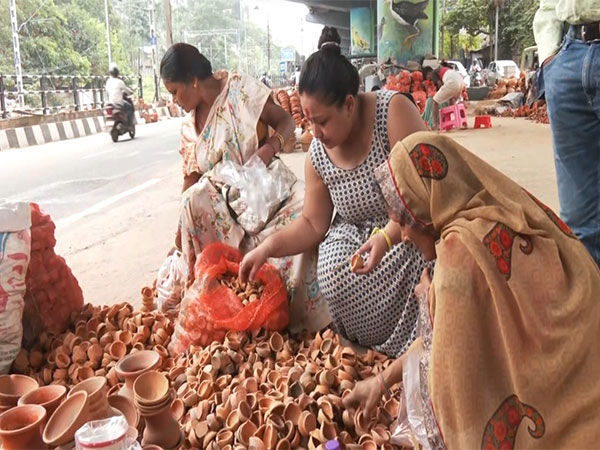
[{"left": 169, "top": 243, "right": 289, "bottom": 354}]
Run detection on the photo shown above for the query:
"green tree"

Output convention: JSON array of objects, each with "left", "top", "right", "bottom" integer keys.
[{"left": 443, "top": 0, "right": 538, "bottom": 60}]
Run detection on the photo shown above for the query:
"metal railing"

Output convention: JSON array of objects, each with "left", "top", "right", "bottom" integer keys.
[{"left": 0, "top": 74, "right": 144, "bottom": 119}]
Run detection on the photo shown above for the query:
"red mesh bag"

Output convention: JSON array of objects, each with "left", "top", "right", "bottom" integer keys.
[
  {"left": 169, "top": 243, "right": 288, "bottom": 354},
  {"left": 23, "top": 204, "right": 83, "bottom": 343}
]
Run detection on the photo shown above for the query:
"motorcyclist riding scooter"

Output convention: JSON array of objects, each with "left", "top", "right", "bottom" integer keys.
[{"left": 105, "top": 63, "right": 136, "bottom": 142}]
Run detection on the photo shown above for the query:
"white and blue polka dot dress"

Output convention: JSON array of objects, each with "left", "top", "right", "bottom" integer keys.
[{"left": 310, "top": 90, "right": 428, "bottom": 357}]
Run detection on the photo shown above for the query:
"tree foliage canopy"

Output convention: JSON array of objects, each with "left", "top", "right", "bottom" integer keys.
[{"left": 444, "top": 0, "right": 538, "bottom": 59}]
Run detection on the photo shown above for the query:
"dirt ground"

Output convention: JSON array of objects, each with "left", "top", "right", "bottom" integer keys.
[{"left": 64, "top": 114, "right": 557, "bottom": 308}]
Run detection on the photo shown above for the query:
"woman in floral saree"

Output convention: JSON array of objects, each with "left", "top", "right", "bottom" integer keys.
[
  {"left": 345, "top": 132, "right": 600, "bottom": 448},
  {"left": 160, "top": 43, "right": 329, "bottom": 331}
]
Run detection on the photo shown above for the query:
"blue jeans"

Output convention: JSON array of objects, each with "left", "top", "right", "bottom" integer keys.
[{"left": 544, "top": 29, "right": 600, "bottom": 267}]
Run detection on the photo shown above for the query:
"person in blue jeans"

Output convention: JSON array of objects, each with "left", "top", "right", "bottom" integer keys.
[{"left": 534, "top": 1, "right": 600, "bottom": 267}]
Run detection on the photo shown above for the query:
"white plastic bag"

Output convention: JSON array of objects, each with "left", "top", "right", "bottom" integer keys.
[
  {"left": 75, "top": 416, "right": 140, "bottom": 450},
  {"left": 391, "top": 339, "right": 430, "bottom": 449},
  {"left": 0, "top": 202, "right": 31, "bottom": 374},
  {"left": 218, "top": 155, "right": 296, "bottom": 234},
  {"left": 156, "top": 250, "right": 185, "bottom": 312}
]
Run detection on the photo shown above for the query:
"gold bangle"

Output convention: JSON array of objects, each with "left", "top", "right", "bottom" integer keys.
[
  {"left": 371, "top": 227, "right": 392, "bottom": 251},
  {"left": 273, "top": 132, "right": 285, "bottom": 150}
]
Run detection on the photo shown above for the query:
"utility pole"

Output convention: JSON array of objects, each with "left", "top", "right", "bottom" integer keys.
[
  {"left": 9, "top": 0, "right": 24, "bottom": 108},
  {"left": 440, "top": 0, "right": 446, "bottom": 59},
  {"left": 267, "top": 15, "right": 271, "bottom": 74},
  {"left": 148, "top": 2, "right": 159, "bottom": 102},
  {"left": 104, "top": 0, "right": 113, "bottom": 65},
  {"left": 494, "top": 4, "right": 499, "bottom": 61},
  {"left": 164, "top": 0, "right": 173, "bottom": 48}
]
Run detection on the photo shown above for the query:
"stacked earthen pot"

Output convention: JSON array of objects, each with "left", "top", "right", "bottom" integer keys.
[{"left": 133, "top": 371, "right": 182, "bottom": 449}]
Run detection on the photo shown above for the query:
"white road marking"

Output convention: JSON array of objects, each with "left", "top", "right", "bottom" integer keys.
[
  {"left": 81, "top": 148, "right": 118, "bottom": 159},
  {"left": 56, "top": 178, "right": 162, "bottom": 226}
]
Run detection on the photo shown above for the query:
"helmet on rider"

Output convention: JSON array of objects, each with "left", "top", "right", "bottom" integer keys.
[{"left": 109, "top": 62, "right": 120, "bottom": 77}]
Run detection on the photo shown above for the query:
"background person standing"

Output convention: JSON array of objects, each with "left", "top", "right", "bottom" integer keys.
[{"left": 534, "top": 0, "right": 600, "bottom": 266}]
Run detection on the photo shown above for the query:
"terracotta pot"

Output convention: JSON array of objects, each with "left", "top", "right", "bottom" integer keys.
[
  {"left": 0, "top": 404, "right": 46, "bottom": 449},
  {"left": 0, "top": 375, "right": 39, "bottom": 407},
  {"left": 133, "top": 371, "right": 170, "bottom": 407},
  {"left": 109, "top": 341, "right": 127, "bottom": 360},
  {"left": 351, "top": 254, "right": 364, "bottom": 272},
  {"left": 18, "top": 385, "right": 67, "bottom": 417},
  {"left": 115, "top": 350, "right": 160, "bottom": 403},
  {"left": 108, "top": 394, "right": 139, "bottom": 429},
  {"left": 140, "top": 402, "right": 181, "bottom": 450},
  {"left": 43, "top": 391, "right": 89, "bottom": 447},
  {"left": 68, "top": 377, "right": 119, "bottom": 421}
]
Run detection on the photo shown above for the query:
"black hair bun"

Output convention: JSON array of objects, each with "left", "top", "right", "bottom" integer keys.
[{"left": 318, "top": 26, "right": 341, "bottom": 54}]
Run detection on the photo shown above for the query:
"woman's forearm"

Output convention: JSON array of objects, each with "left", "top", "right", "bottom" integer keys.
[
  {"left": 263, "top": 216, "right": 326, "bottom": 258},
  {"left": 384, "top": 220, "right": 403, "bottom": 246},
  {"left": 267, "top": 112, "right": 295, "bottom": 156},
  {"left": 182, "top": 172, "right": 201, "bottom": 193}
]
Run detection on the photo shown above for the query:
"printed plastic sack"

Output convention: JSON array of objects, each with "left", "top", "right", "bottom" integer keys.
[
  {"left": 169, "top": 242, "right": 289, "bottom": 354},
  {"left": 0, "top": 202, "right": 31, "bottom": 374},
  {"left": 156, "top": 250, "right": 185, "bottom": 312},
  {"left": 23, "top": 203, "right": 83, "bottom": 342},
  {"left": 218, "top": 155, "right": 296, "bottom": 235}
]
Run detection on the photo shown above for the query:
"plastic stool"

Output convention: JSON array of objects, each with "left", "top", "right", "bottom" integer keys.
[
  {"left": 474, "top": 115, "right": 492, "bottom": 129},
  {"left": 439, "top": 103, "right": 468, "bottom": 131}
]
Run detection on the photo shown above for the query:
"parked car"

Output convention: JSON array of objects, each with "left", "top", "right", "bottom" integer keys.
[
  {"left": 447, "top": 60, "right": 470, "bottom": 88},
  {"left": 484, "top": 60, "right": 520, "bottom": 86}
]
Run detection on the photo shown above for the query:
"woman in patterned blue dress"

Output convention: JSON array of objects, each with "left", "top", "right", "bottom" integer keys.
[{"left": 240, "top": 27, "right": 429, "bottom": 357}]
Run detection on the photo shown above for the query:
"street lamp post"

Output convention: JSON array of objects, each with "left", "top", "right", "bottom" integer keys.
[{"left": 104, "top": 0, "right": 113, "bottom": 65}]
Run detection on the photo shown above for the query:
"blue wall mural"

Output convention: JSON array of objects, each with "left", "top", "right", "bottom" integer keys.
[
  {"left": 377, "top": 0, "right": 435, "bottom": 63},
  {"left": 350, "top": 7, "right": 375, "bottom": 56}
]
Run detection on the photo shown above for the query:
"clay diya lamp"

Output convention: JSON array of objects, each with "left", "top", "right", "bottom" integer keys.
[
  {"left": 236, "top": 420, "right": 257, "bottom": 446},
  {"left": 108, "top": 394, "right": 139, "bottom": 429},
  {"left": 268, "top": 332, "right": 284, "bottom": 353},
  {"left": 0, "top": 375, "right": 39, "bottom": 408},
  {"left": 43, "top": 391, "right": 89, "bottom": 447},
  {"left": 298, "top": 410, "right": 317, "bottom": 437},
  {"left": 248, "top": 436, "right": 266, "bottom": 450},
  {"left": 0, "top": 404, "right": 47, "bottom": 449},
  {"left": 350, "top": 253, "right": 364, "bottom": 272},
  {"left": 371, "top": 425, "right": 391, "bottom": 446},
  {"left": 170, "top": 398, "right": 185, "bottom": 422},
  {"left": 361, "top": 441, "right": 377, "bottom": 450},
  {"left": 353, "top": 409, "right": 373, "bottom": 436},
  {"left": 283, "top": 403, "right": 301, "bottom": 426},
  {"left": 216, "top": 429, "right": 234, "bottom": 447},
  {"left": 18, "top": 385, "right": 66, "bottom": 417},
  {"left": 262, "top": 423, "right": 278, "bottom": 449},
  {"left": 68, "top": 376, "right": 118, "bottom": 421},
  {"left": 109, "top": 341, "right": 127, "bottom": 360},
  {"left": 115, "top": 350, "right": 160, "bottom": 402},
  {"left": 275, "top": 438, "right": 291, "bottom": 450}
]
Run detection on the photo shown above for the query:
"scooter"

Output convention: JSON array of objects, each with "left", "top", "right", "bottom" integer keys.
[{"left": 104, "top": 95, "right": 135, "bottom": 142}]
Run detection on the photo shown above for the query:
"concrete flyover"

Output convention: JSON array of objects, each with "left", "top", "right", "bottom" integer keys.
[{"left": 286, "top": 0, "right": 373, "bottom": 55}]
